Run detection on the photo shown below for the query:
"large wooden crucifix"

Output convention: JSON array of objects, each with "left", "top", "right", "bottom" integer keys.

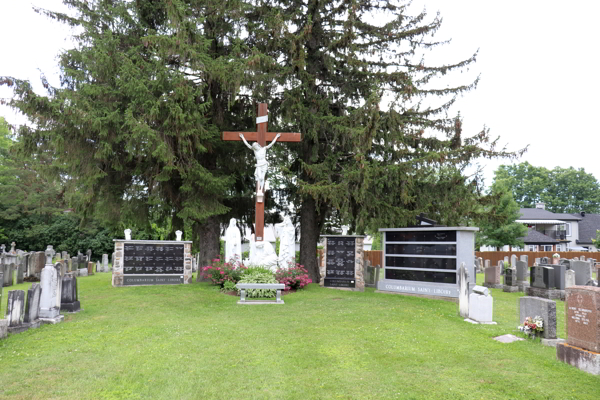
[{"left": 222, "top": 103, "right": 301, "bottom": 242}]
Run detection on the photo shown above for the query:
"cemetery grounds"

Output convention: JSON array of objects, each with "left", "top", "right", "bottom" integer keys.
[{"left": 0, "top": 271, "right": 598, "bottom": 400}]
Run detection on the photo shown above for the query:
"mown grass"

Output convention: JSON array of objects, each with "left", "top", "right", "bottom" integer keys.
[{"left": 0, "top": 272, "right": 598, "bottom": 400}]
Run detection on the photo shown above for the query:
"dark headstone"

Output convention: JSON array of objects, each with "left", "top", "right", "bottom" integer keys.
[
  {"left": 2, "top": 263, "right": 15, "bottom": 287},
  {"left": 571, "top": 261, "right": 592, "bottom": 286},
  {"left": 549, "top": 264, "right": 566, "bottom": 290},
  {"left": 504, "top": 268, "right": 517, "bottom": 286},
  {"left": 60, "top": 275, "right": 80, "bottom": 312},
  {"left": 540, "top": 257, "right": 549, "bottom": 264},
  {"left": 530, "top": 266, "right": 555, "bottom": 289},
  {"left": 24, "top": 283, "right": 42, "bottom": 325}
]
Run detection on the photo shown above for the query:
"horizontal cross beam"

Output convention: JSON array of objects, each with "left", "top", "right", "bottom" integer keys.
[{"left": 222, "top": 131, "right": 302, "bottom": 142}]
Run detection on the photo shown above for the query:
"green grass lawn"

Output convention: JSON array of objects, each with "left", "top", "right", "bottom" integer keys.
[{"left": 1, "top": 272, "right": 598, "bottom": 400}]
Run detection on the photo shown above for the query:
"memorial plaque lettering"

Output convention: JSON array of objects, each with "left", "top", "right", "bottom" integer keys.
[
  {"left": 385, "top": 230, "right": 456, "bottom": 242},
  {"left": 123, "top": 243, "right": 185, "bottom": 275},
  {"left": 385, "top": 257, "right": 456, "bottom": 270},
  {"left": 123, "top": 275, "right": 185, "bottom": 286},
  {"left": 385, "top": 244, "right": 456, "bottom": 256},
  {"left": 325, "top": 237, "right": 355, "bottom": 288}
]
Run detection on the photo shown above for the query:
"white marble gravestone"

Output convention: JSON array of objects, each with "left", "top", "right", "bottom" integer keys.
[
  {"left": 39, "top": 249, "right": 64, "bottom": 324},
  {"left": 24, "top": 283, "right": 42, "bottom": 329},
  {"left": 467, "top": 286, "right": 495, "bottom": 324},
  {"left": 6, "top": 290, "right": 25, "bottom": 333},
  {"left": 102, "top": 254, "right": 109, "bottom": 272}
]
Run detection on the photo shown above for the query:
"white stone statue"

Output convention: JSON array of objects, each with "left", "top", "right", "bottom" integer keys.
[
  {"left": 175, "top": 230, "right": 183, "bottom": 241},
  {"left": 277, "top": 216, "right": 296, "bottom": 267},
  {"left": 239, "top": 133, "right": 281, "bottom": 195},
  {"left": 225, "top": 218, "right": 242, "bottom": 264},
  {"left": 247, "top": 234, "right": 278, "bottom": 271},
  {"left": 124, "top": 229, "right": 132, "bottom": 240}
]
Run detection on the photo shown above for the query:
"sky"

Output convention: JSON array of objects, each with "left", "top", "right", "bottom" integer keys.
[{"left": 1, "top": 0, "right": 600, "bottom": 189}]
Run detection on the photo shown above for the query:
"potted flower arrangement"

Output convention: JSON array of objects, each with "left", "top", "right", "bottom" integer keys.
[{"left": 518, "top": 316, "right": 544, "bottom": 338}]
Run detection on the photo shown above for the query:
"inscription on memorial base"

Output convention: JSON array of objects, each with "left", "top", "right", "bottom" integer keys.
[
  {"left": 123, "top": 275, "right": 184, "bottom": 286},
  {"left": 377, "top": 281, "right": 459, "bottom": 298}
]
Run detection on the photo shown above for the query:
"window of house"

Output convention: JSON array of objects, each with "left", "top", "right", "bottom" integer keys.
[
  {"left": 528, "top": 245, "right": 537, "bottom": 251},
  {"left": 542, "top": 245, "right": 553, "bottom": 251},
  {"left": 555, "top": 244, "right": 562, "bottom": 251},
  {"left": 566, "top": 223, "right": 571, "bottom": 236}
]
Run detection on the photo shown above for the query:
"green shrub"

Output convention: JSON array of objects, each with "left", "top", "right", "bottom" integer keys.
[
  {"left": 221, "top": 280, "right": 237, "bottom": 293},
  {"left": 237, "top": 271, "right": 277, "bottom": 298},
  {"left": 243, "top": 265, "right": 274, "bottom": 276}
]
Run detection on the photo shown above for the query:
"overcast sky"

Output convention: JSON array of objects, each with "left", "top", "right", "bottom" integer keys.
[{"left": 2, "top": 1, "right": 599, "bottom": 188}]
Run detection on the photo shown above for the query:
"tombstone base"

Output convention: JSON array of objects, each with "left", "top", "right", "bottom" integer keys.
[
  {"left": 482, "top": 283, "right": 502, "bottom": 289},
  {"left": 61, "top": 301, "right": 81, "bottom": 313},
  {"left": 7, "top": 323, "right": 30, "bottom": 334},
  {"left": 0, "top": 319, "right": 7, "bottom": 339},
  {"left": 464, "top": 318, "right": 497, "bottom": 325},
  {"left": 541, "top": 338, "right": 566, "bottom": 347},
  {"left": 39, "top": 315, "right": 64, "bottom": 325},
  {"left": 503, "top": 285, "right": 519, "bottom": 292},
  {"left": 525, "top": 286, "right": 563, "bottom": 300},
  {"left": 517, "top": 281, "right": 530, "bottom": 291},
  {"left": 557, "top": 343, "right": 600, "bottom": 375}
]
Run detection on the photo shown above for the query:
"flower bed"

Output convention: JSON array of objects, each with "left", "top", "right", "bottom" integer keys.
[{"left": 275, "top": 264, "right": 312, "bottom": 291}]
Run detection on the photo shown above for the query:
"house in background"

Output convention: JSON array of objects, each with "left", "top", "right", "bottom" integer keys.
[{"left": 480, "top": 203, "right": 600, "bottom": 252}]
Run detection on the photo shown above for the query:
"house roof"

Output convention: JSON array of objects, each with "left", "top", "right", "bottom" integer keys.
[
  {"left": 519, "top": 208, "right": 559, "bottom": 220},
  {"left": 521, "top": 228, "right": 559, "bottom": 244},
  {"left": 574, "top": 213, "right": 600, "bottom": 244},
  {"left": 519, "top": 208, "right": 582, "bottom": 222}
]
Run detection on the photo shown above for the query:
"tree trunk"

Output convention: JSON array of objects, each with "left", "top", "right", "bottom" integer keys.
[
  {"left": 194, "top": 216, "right": 221, "bottom": 282},
  {"left": 300, "top": 194, "right": 328, "bottom": 283}
]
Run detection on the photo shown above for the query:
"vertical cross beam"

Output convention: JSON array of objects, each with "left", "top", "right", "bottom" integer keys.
[{"left": 255, "top": 104, "right": 267, "bottom": 241}]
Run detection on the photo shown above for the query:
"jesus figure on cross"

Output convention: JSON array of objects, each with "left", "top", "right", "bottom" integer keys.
[{"left": 239, "top": 132, "right": 281, "bottom": 195}]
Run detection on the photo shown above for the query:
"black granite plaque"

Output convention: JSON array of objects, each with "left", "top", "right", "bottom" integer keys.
[
  {"left": 123, "top": 243, "right": 185, "bottom": 275},
  {"left": 384, "top": 269, "right": 457, "bottom": 284},
  {"left": 385, "top": 231, "right": 456, "bottom": 242},
  {"left": 324, "top": 278, "right": 355, "bottom": 288},
  {"left": 386, "top": 243, "right": 456, "bottom": 256},
  {"left": 385, "top": 256, "right": 456, "bottom": 270},
  {"left": 123, "top": 275, "right": 184, "bottom": 286},
  {"left": 324, "top": 237, "right": 355, "bottom": 288}
]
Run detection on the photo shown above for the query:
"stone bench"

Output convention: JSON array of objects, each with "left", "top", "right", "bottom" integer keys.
[{"left": 236, "top": 283, "right": 285, "bottom": 305}]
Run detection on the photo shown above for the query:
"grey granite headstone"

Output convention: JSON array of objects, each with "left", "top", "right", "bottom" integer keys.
[
  {"left": 531, "top": 266, "right": 555, "bottom": 289},
  {"left": 61, "top": 275, "right": 80, "bottom": 312},
  {"left": 2, "top": 263, "right": 13, "bottom": 287},
  {"left": 102, "top": 254, "right": 109, "bottom": 272},
  {"left": 6, "top": 290, "right": 25, "bottom": 327},
  {"left": 79, "top": 268, "right": 88, "bottom": 277},
  {"left": 565, "top": 269, "right": 576, "bottom": 288},
  {"left": 86, "top": 249, "right": 92, "bottom": 263},
  {"left": 0, "top": 319, "right": 7, "bottom": 339},
  {"left": 515, "top": 260, "right": 528, "bottom": 282},
  {"left": 72, "top": 256, "right": 78, "bottom": 272},
  {"left": 77, "top": 251, "right": 84, "bottom": 266},
  {"left": 535, "top": 257, "right": 541, "bottom": 265},
  {"left": 571, "top": 261, "right": 592, "bottom": 286},
  {"left": 458, "top": 263, "right": 470, "bottom": 318},
  {"left": 484, "top": 259, "right": 490, "bottom": 269},
  {"left": 580, "top": 256, "right": 586, "bottom": 261},
  {"left": 560, "top": 259, "right": 571, "bottom": 269},
  {"left": 24, "top": 283, "right": 42, "bottom": 327},
  {"left": 510, "top": 255, "right": 517, "bottom": 267},
  {"left": 520, "top": 255, "right": 528, "bottom": 264},
  {"left": 504, "top": 256, "right": 509, "bottom": 262},
  {"left": 16, "top": 257, "right": 26, "bottom": 284},
  {"left": 61, "top": 251, "right": 68, "bottom": 260},
  {"left": 96, "top": 260, "right": 101, "bottom": 273},
  {"left": 519, "top": 296, "right": 557, "bottom": 339},
  {"left": 549, "top": 264, "right": 566, "bottom": 290}
]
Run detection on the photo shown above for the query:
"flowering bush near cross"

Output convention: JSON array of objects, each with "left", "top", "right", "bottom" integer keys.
[
  {"left": 201, "top": 257, "right": 246, "bottom": 286},
  {"left": 275, "top": 264, "right": 312, "bottom": 291}
]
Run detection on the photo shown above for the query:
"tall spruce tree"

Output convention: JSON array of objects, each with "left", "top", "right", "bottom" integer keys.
[
  {"left": 245, "top": 1, "right": 521, "bottom": 281},
  {"left": 1, "top": 0, "right": 260, "bottom": 269}
]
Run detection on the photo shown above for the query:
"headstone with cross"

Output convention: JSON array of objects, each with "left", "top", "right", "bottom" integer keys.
[{"left": 222, "top": 103, "right": 301, "bottom": 244}]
